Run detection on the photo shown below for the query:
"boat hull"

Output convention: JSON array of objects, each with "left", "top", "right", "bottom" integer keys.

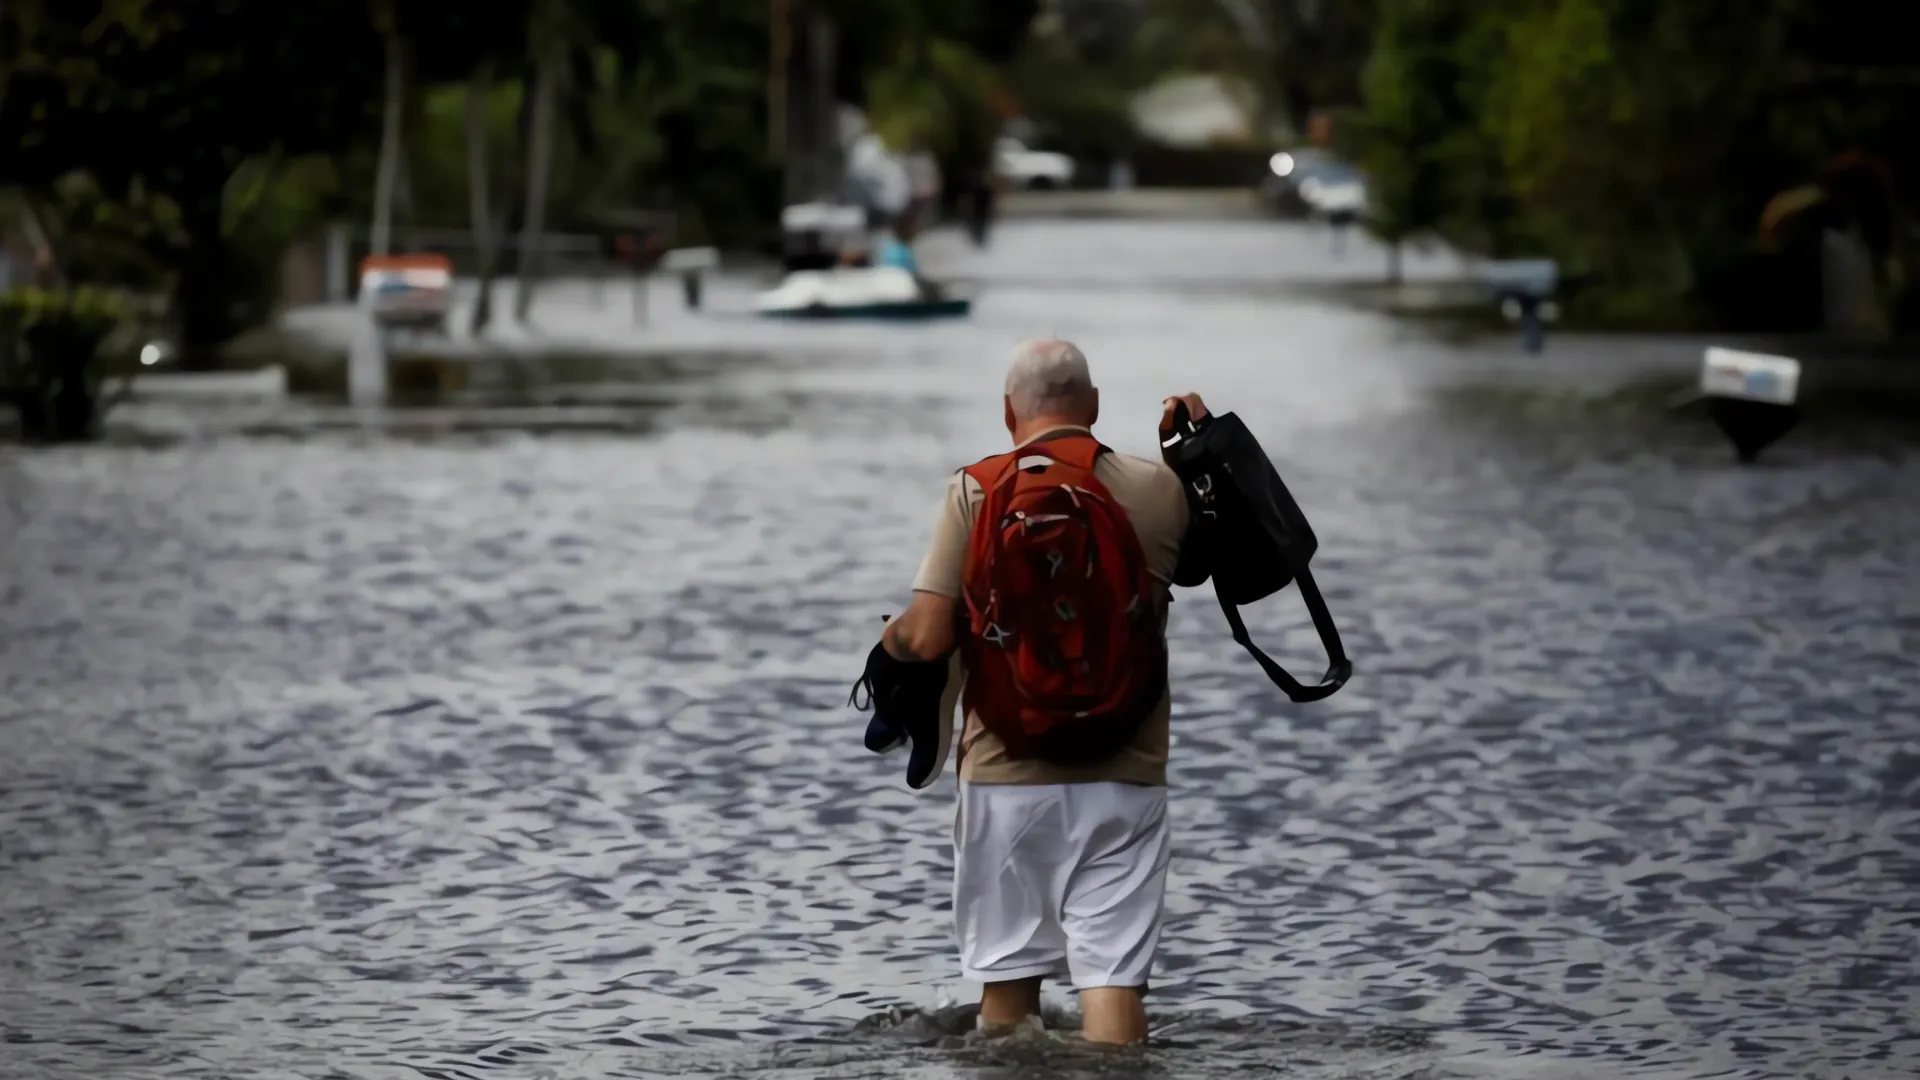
[{"left": 757, "top": 298, "right": 972, "bottom": 321}]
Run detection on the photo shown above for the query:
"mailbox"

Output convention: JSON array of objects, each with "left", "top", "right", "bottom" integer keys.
[
  {"left": 1700, "top": 346, "right": 1802, "bottom": 463},
  {"left": 1476, "top": 259, "right": 1561, "bottom": 353},
  {"left": 358, "top": 253, "right": 452, "bottom": 335}
]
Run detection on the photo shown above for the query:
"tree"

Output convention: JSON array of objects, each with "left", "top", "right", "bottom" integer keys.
[
  {"left": 818, "top": 0, "right": 1038, "bottom": 225},
  {"left": 0, "top": 285, "right": 135, "bottom": 442},
  {"left": 1480, "top": 0, "right": 1812, "bottom": 315},
  {"left": 370, "top": 0, "right": 406, "bottom": 257},
  {"left": 464, "top": 61, "right": 500, "bottom": 335},
  {"left": 507, "top": 0, "right": 658, "bottom": 322},
  {"left": 645, "top": 0, "right": 782, "bottom": 245},
  {"left": 514, "top": 30, "right": 560, "bottom": 323},
  {"left": 0, "top": 0, "right": 386, "bottom": 360},
  {"left": 1187, "top": 0, "right": 1378, "bottom": 139},
  {"left": 1355, "top": 0, "right": 1474, "bottom": 280},
  {"left": 402, "top": 0, "right": 534, "bottom": 334},
  {"left": 1348, "top": 0, "right": 1919, "bottom": 330}
]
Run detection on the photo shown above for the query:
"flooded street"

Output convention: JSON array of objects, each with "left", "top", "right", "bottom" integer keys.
[{"left": 2, "top": 219, "right": 1917, "bottom": 1080}]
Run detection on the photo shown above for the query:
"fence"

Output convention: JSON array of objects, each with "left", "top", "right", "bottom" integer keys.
[{"left": 316, "top": 219, "right": 678, "bottom": 304}]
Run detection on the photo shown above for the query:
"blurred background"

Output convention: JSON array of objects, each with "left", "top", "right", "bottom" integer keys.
[
  {"left": 2, "top": 5, "right": 1918, "bottom": 1080},
  {"left": 1, "top": 0, "right": 1915, "bottom": 426}
]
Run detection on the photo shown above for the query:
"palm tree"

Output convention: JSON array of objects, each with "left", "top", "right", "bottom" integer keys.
[
  {"left": 507, "top": 0, "right": 655, "bottom": 324},
  {"left": 369, "top": 0, "right": 405, "bottom": 257},
  {"left": 409, "top": 2, "right": 533, "bottom": 337},
  {"left": 465, "top": 59, "right": 499, "bottom": 336},
  {"left": 512, "top": 35, "right": 559, "bottom": 323}
]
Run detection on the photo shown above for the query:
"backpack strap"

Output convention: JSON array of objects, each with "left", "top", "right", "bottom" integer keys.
[
  {"left": 960, "top": 451, "right": 1013, "bottom": 490},
  {"left": 1023, "top": 433, "right": 1104, "bottom": 471},
  {"left": 961, "top": 434, "right": 1107, "bottom": 487},
  {"left": 1215, "top": 564, "right": 1352, "bottom": 703}
]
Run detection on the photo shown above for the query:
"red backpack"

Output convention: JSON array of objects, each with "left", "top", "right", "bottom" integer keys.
[{"left": 958, "top": 435, "right": 1168, "bottom": 765}]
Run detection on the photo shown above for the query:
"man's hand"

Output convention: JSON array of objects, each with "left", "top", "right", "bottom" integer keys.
[
  {"left": 1159, "top": 393, "right": 1209, "bottom": 435},
  {"left": 882, "top": 590, "right": 957, "bottom": 662}
]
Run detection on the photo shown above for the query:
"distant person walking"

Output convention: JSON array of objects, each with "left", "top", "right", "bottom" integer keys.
[
  {"left": 962, "top": 167, "right": 998, "bottom": 248},
  {"left": 904, "top": 151, "right": 942, "bottom": 237},
  {"left": 863, "top": 338, "right": 1207, "bottom": 1044}
]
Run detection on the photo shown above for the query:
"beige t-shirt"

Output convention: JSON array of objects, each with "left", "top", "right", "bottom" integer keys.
[{"left": 911, "top": 426, "right": 1189, "bottom": 787}]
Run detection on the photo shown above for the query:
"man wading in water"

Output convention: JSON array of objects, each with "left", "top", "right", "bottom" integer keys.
[{"left": 860, "top": 338, "right": 1203, "bottom": 1044}]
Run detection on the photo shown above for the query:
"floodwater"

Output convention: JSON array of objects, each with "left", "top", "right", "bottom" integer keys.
[{"left": 2, "top": 219, "right": 1917, "bottom": 1080}]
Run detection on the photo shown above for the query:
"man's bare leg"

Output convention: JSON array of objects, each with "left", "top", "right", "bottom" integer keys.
[
  {"left": 978, "top": 976, "right": 1043, "bottom": 1032},
  {"left": 1078, "top": 986, "right": 1148, "bottom": 1045}
]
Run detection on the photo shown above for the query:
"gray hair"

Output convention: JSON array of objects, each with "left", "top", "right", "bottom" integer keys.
[{"left": 1003, "top": 338, "right": 1094, "bottom": 419}]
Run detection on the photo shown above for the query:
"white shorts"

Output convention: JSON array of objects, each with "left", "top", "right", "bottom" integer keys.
[{"left": 953, "top": 781, "right": 1171, "bottom": 990}]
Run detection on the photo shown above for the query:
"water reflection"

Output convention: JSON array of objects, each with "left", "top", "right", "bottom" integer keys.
[{"left": 1, "top": 219, "right": 1916, "bottom": 1080}]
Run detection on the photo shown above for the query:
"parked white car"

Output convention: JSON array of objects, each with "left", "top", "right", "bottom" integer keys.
[
  {"left": 994, "top": 136, "right": 1075, "bottom": 189},
  {"left": 1262, "top": 149, "right": 1368, "bottom": 222}
]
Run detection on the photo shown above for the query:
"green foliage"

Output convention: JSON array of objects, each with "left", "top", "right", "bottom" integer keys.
[
  {"left": 1003, "top": 17, "right": 1149, "bottom": 160},
  {"left": 407, "top": 78, "right": 529, "bottom": 232},
  {"left": 0, "top": 284, "right": 133, "bottom": 330},
  {"left": 1354, "top": 0, "right": 1443, "bottom": 245},
  {"left": 0, "top": 284, "right": 141, "bottom": 442},
  {"left": 642, "top": 0, "right": 782, "bottom": 246},
  {"left": 1, "top": 0, "right": 386, "bottom": 350},
  {"left": 1176, "top": 0, "right": 1379, "bottom": 138},
  {"left": 867, "top": 39, "right": 1003, "bottom": 157},
  {"left": 0, "top": 0, "right": 1051, "bottom": 365},
  {"left": 1355, "top": 0, "right": 1917, "bottom": 330}
]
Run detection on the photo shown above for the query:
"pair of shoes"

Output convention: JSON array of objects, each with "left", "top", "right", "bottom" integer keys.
[{"left": 849, "top": 640, "right": 953, "bottom": 790}]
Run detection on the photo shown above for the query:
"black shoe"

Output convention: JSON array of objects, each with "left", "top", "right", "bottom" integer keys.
[
  {"left": 849, "top": 640, "right": 954, "bottom": 790},
  {"left": 851, "top": 641, "right": 903, "bottom": 750},
  {"left": 864, "top": 712, "right": 905, "bottom": 754}
]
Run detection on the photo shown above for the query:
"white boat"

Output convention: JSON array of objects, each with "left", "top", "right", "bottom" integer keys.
[{"left": 754, "top": 266, "right": 970, "bottom": 321}]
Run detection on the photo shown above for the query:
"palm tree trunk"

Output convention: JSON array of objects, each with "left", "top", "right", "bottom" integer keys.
[
  {"left": 397, "top": 154, "right": 419, "bottom": 251},
  {"left": 466, "top": 62, "right": 499, "bottom": 337},
  {"left": 370, "top": 29, "right": 405, "bottom": 257},
  {"left": 768, "top": 0, "right": 790, "bottom": 163},
  {"left": 513, "top": 54, "right": 558, "bottom": 324}
]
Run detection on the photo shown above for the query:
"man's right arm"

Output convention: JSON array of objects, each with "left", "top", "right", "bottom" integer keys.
[
  {"left": 883, "top": 591, "right": 956, "bottom": 662},
  {"left": 1160, "top": 393, "right": 1213, "bottom": 587},
  {"left": 883, "top": 474, "right": 969, "bottom": 662},
  {"left": 1159, "top": 393, "right": 1208, "bottom": 436}
]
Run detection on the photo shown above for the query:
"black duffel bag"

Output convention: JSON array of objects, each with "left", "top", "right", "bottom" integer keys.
[{"left": 1160, "top": 402, "right": 1352, "bottom": 703}]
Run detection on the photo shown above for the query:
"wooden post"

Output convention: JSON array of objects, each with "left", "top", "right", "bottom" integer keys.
[
  {"left": 349, "top": 309, "right": 389, "bottom": 407},
  {"left": 326, "top": 222, "right": 351, "bottom": 302}
]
